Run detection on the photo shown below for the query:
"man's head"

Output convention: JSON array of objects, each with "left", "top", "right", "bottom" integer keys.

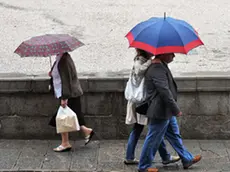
[{"left": 155, "top": 53, "right": 175, "bottom": 63}]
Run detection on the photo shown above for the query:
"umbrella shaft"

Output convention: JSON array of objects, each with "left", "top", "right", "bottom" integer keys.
[{"left": 49, "top": 56, "right": 52, "bottom": 68}]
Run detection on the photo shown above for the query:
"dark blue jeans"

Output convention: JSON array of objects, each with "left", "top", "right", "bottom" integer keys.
[
  {"left": 126, "top": 123, "right": 171, "bottom": 161},
  {"left": 138, "top": 116, "right": 194, "bottom": 171}
]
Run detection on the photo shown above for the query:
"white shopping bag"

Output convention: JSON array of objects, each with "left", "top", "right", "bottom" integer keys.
[
  {"left": 56, "top": 106, "right": 80, "bottom": 133},
  {"left": 125, "top": 76, "right": 147, "bottom": 103}
]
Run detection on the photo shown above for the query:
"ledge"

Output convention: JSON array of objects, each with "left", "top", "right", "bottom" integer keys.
[{"left": 0, "top": 72, "right": 229, "bottom": 93}]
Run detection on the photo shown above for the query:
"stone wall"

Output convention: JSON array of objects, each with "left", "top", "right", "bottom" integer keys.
[{"left": 0, "top": 74, "right": 230, "bottom": 139}]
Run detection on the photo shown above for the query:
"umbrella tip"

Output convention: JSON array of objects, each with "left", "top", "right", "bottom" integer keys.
[{"left": 164, "top": 12, "right": 166, "bottom": 20}]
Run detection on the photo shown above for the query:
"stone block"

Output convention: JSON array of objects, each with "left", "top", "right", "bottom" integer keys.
[
  {"left": 97, "top": 162, "right": 124, "bottom": 171},
  {"left": 31, "top": 80, "right": 50, "bottom": 93},
  {"left": 98, "top": 142, "right": 125, "bottom": 171},
  {"left": 42, "top": 148, "right": 71, "bottom": 170},
  {"left": 0, "top": 80, "right": 31, "bottom": 93},
  {"left": 0, "top": 95, "right": 11, "bottom": 116},
  {"left": 0, "top": 140, "right": 26, "bottom": 149},
  {"left": 0, "top": 94, "right": 58, "bottom": 117},
  {"left": 111, "top": 92, "right": 126, "bottom": 115},
  {"left": 197, "top": 77, "right": 230, "bottom": 91},
  {"left": 14, "top": 140, "right": 49, "bottom": 169},
  {"left": 198, "top": 140, "right": 228, "bottom": 158},
  {"left": 0, "top": 116, "right": 57, "bottom": 139},
  {"left": 180, "top": 115, "right": 230, "bottom": 139},
  {"left": 0, "top": 148, "right": 21, "bottom": 169},
  {"left": 113, "top": 93, "right": 127, "bottom": 139},
  {"left": 178, "top": 92, "right": 229, "bottom": 116},
  {"left": 178, "top": 92, "right": 230, "bottom": 116},
  {"left": 88, "top": 79, "right": 124, "bottom": 92},
  {"left": 223, "top": 140, "right": 230, "bottom": 149},
  {"left": 99, "top": 140, "right": 125, "bottom": 147},
  {"left": 177, "top": 93, "right": 197, "bottom": 115},
  {"left": 196, "top": 92, "right": 229, "bottom": 116},
  {"left": 176, "top": 77, "right": 197, "bottom": 92},
  {"left": 85, "top": 117, "right": 118, "bottom": 139},
  {"left": 71, "top": 141, "right": 99, "bottom": 171},
  {"left": 85, "top": 93, "right": 113, "bottom": 116}
]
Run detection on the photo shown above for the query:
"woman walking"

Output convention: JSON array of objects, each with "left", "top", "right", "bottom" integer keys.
[{"left": 49, "top": 52, "right": 94, "bottom": 152}]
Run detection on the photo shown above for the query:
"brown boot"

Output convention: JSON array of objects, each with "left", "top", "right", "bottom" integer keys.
[
  {"left": 138, "top": 168, "right": 158, "bottom": 172},
  {"left": 147, "top": 168, "right": 158, "bottom": 172},
  {"left": 183, "top": 155, "right": 202, "bottom": 169}
]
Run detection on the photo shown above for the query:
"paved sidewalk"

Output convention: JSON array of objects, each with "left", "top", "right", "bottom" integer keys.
[{"left": 0, "top": 139, "right": 230, "bottom": 172}]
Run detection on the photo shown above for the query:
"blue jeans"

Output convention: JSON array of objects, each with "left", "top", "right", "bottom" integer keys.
[
  {"left": 138, "top": 116, "right": 194, "bottom": 171},
  {"left": 126, "top": 123, "right": 171, "bottom": 161}
]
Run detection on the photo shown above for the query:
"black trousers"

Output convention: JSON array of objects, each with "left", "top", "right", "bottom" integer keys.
[{"left": 49, "top": 96, "right": 86, "bottom": 127}]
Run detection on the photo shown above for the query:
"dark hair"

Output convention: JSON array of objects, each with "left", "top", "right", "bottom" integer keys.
[
  {"left": 155, "top": 54, "right": 161, "bottom": 58},
  {"left": 135, "top": 48, "right": 153, "bottom": 59},
  {"left": 61, "top": 52, "right": 70, "bottom": 58}
]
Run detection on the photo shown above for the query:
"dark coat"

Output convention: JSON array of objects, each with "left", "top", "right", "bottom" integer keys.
[
  {"left": 144, "top": 62, "right": 180, "bottom": 120},
  {"left": 50, "top": 53, "right": 83, "bottom": 99}
]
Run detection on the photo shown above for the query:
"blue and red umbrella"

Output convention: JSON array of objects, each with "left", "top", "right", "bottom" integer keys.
[{"left": 126, "top": 16, "right": 204, "bottom": 55}]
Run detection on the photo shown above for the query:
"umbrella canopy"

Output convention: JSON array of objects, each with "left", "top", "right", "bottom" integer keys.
[
  {"left": 126, "top": 16, "right": 204, "bottom": 55},
  {"left": 14, "top": 34, "right": 84, "bottom": 57}
]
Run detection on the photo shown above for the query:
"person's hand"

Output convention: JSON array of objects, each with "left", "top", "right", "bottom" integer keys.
[
  {"left": 48, "top": 71, "right": 52, "bottom": 77},
  {"left": 176, "top": 111, "right": 182, "bottom": 117},
  {"left": 61, "top": 99, "right": 68, "bottom": 108}
]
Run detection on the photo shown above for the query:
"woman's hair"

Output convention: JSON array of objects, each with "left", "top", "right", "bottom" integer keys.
[
  {"left": 135, "top": 48, "right": 153, "bottom": 59},
  {"left": 61, "top": 52, "right": 70, "bottom": 58}
]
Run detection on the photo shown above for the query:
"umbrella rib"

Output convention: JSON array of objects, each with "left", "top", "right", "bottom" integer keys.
[
  {"left": 172, "top": 23, "right": 202, "bottom": 53},
  {"left": 155, "top": 21, "right": 167, "bottom": 53},
  {"left": 172, "top": 19, "right": 195, "bottom": 32},
  {"left": 171, "top": 20, "right": 200, "bottom": 39},
  {"left": 165, "top": 20, "right": 186, "bottom": 52}
]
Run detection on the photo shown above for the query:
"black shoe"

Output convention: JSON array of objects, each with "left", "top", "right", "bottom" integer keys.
[{"left": 85, "top": 130, "right": 95, "bottom": 145}]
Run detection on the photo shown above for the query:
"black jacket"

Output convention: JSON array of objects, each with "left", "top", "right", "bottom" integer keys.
[
  {"left": 145, "top": 62, "right": 180, "bottom": 120},
  {"left": 50, "top": 53, "right": 83, "bottom": 99}
]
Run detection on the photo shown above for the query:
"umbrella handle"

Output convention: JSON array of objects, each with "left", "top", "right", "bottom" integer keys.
[{"left": 49, "top": 56, "right": 52, "bottom": 69}]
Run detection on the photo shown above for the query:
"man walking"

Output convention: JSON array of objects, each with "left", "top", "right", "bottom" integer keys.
[{"left": 138, "top": 53, "right": 201, "bottom": 172}]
